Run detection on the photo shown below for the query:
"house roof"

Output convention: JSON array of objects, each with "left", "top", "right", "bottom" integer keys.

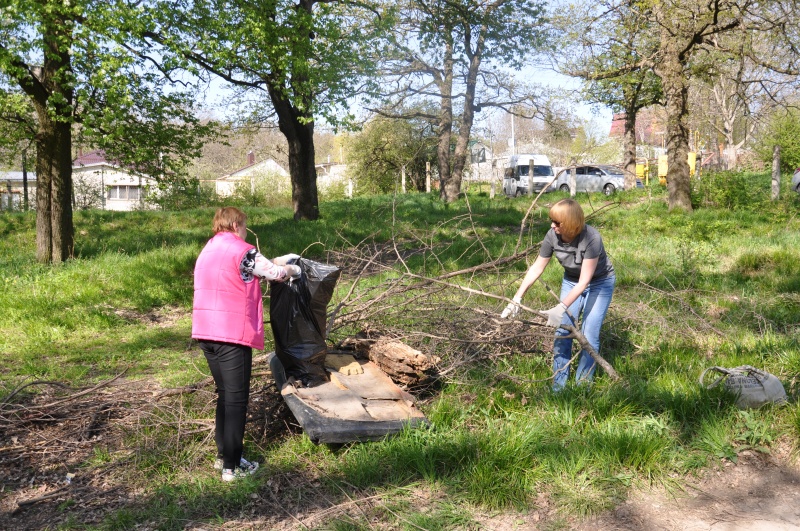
[
  {"left": 0, "top": 170, "right": 36, "bottom": 182},
  {"left": 223, "top": 158, "right": 288, "bottom": 179},
  {"left": 73, "top": 150, "right": 117, "bottom": 168},
  {"left": 609, "top": 113, "right": 626, "bottom": 137}
]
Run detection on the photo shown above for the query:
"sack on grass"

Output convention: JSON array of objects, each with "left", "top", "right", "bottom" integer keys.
[{"left": 699, "top": 365, "right": 787, "bottom": 409}]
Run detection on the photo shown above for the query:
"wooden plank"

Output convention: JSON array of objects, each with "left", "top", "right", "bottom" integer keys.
[
  {"left": 296, "top": 383, "right": 371, "bottom": 421},
  {"left": 363, "top": 400, "right": 426, "bottom": 421},
  {"left": 333, "top": 361, "right": 414, "bottom": 402},
  {"left": 273, "top": 352, "right": 429, "bottom": 441}
]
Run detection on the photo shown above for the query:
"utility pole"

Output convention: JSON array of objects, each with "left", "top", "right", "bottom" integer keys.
[{"left": 22, "top": 149, "right": 29, "bottom": 211}]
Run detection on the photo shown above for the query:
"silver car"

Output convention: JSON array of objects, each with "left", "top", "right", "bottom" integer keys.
[
  {"left": 554, "top": 165, "right": 642, "bottom": 195},
  {"left": 792, "top": 168, "right": 800, "bottom": 193}
]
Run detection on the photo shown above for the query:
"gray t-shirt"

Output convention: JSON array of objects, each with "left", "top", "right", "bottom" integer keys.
[{"left": 540, "top": 225, "right": 614, "bottom": 282}]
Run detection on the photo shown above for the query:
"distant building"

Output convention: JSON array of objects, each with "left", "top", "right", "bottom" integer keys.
[
  {"left": 72, "top": 150, "right": 156, "bottom": 211},
  {"left": 610, "top": 109, "right": 664, "bottom": 147},
  {"left": 609, "top": 113, "right": 626, "bottom": 137},
  {"left": 0, "top": 170, "right": 36, "bottom": 211},
  {"left": 315, "top": 160, "right": 347, "bottom": 183},
  {"left": 468, "top": 141, "right": 499, "bottom": 182},
  {"left": 216, "top": 151, "right": 289, "bottom": 196}
]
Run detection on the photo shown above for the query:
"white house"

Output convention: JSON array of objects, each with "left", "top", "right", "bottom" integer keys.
[
  {"left": 72, "top": 150, "right": 156, "bottom": 211},
  {"left": 315, "top": 161, "right": 350, "bottom": 195},
  {"left": 216, "top": 152, "right": 290, "bottom": 197},
  {"left": 469, "top": 141, "right": 501, "bottom": 183},
  {"left": 0, "top": 170, "right": 36, "bottom": 211}
]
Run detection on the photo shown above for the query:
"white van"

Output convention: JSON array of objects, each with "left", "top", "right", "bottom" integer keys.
[{"left": 502, "top": 154, "right": 555, "bottom": 197}]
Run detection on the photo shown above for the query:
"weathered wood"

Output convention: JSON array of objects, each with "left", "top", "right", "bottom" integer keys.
[{"left": 338, "top": 336, "right": 439, "bottom": 386}]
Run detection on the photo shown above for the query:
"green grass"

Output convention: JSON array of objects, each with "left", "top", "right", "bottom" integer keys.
[{"left": 1, "top": 174, "right": 800, "bottom": 529}]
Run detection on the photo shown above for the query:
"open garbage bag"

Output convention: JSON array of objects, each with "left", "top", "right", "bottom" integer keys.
[{"left": 269, "top": 258, "right": 341, "bottom": 387}]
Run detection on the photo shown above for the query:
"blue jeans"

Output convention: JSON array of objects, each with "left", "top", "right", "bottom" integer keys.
[{"left": 552, "top": 274, "right": 615, "bottom": 391}]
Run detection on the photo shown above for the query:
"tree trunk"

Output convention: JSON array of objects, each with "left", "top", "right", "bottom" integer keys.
[
  {"left": 437, "top": 42, "right": 455, "bottom": 202},
  {"left": 657, "top": 47, "right": 692, "bottom": 212},
  {"left": 448, "top": 28, "right": 484, "bottom": 202},
  {"left": 29, "top": 9, "right": 75, "bottom": 264},
  {"left": 622, "top": 109, "right": 638, "bottom": 189},
  {"left": 35, "top": 117, "right": 74, "bottom": 263},
  {"left": 269, "top": 88, "right": 320, "bottom": 221}
]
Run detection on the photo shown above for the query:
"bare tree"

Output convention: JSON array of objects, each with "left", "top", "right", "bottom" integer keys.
[
  {"left": 551, "top": 0, "right": 663, "bottom": 189},
  {"left": 374, "top": 0, "right": 549, "bottom": 202}
]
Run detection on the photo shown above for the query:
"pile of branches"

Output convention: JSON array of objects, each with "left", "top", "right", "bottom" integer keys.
[
  {"left": 312, "top": 195, "right": 642, "bottom": 385},
  {"left": 319, "top": 241, "right": 555, "bottom": 386}
]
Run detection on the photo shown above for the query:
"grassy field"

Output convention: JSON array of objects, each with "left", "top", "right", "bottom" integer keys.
[{"left": 1, "top": 173, "right": 799, "bottom": 530}]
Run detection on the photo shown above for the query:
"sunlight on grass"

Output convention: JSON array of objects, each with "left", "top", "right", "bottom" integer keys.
[{"left": 2, "top": 177, "right": 800, "bottom": 528}]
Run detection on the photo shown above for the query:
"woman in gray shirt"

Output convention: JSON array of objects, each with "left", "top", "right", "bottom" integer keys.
[{"left": 501, "top": 199, "right": 616, "bottom": 390}]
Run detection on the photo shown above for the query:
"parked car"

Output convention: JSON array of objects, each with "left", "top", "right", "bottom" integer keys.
[
  {"left": 792, "top": 168, "right": 800, "bottom": 193},
  {"left": 554, "top": 165, "right": 643, "bottom": 195}
]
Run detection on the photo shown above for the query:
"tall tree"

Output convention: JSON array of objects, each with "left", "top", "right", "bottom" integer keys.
[
  {"left": 376, "top": 0, "right": 548, "bottom": 202},
  {"left": 149, "top": 0, "right": 391, "bottom": 220},
  {"left": 551, "top": 0, "right": 762, "bottom": 211},
  {"left": 0, "top": 0, "right": 213, "bottom": 263},
  {"left": 649, "top": 0, "right": 754, "bottom": 211},
  {"left": 551, "top": 0, "right": 662, "bottom": 189}
]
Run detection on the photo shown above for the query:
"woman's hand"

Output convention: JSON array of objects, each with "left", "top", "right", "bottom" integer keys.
[
  {"left": 285, "top": 264, "right": 301, "bottom": 281},
  {"left": 501, "top": 296, "right": 522, "bottom": 319},
  {"left": 273, "top": 253, "right": 300, "bottom": 266},
  {"left": 539, "top": 303, "right": 567, "bottom": 327}
]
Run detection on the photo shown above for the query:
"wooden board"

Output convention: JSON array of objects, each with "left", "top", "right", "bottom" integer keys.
[{"left": 270, "top": 352, "right": 428, "bottom": 444}]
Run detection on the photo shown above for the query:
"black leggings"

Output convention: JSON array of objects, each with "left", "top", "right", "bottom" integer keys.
[{"left": 200, "top": 341, "right": 253, "bottom": 470}]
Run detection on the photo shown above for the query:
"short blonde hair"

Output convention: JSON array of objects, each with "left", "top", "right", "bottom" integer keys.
[
  {"left": 212, "top": 207, "right": 246, "bottom": 234},
  {"left": 549, "top": 199, "right": 584, "bottom": 240}
]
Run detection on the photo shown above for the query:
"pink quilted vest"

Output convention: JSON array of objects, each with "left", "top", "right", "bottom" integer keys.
[{"left": 192, "top": 231, "right": 264, "bottom": 350}]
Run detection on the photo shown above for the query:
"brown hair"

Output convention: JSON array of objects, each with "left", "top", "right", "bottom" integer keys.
[
  {"left": 549, "top": 199, "right": 585, "bottom": 240},
  {"left": 212, "top": 207, "right": 246, "bottom": 234}
]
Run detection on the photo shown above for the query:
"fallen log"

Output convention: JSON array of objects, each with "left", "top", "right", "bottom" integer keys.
[{"left": 338, "top": 335, "right": 440, "bottom": 386}]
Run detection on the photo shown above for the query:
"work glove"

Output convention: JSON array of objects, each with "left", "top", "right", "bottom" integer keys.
[
  {"left": 500, "top": 296, "right": 522, "bottom": 319},
  {"left": 539, "top": 303, "right": 568, "bottom": 328},
  {"left": 285, "top": 264, "right": 302, "bottom": 281},
  {"left": 273, "top": 253, "right": 301, "bottom": 266},
  {"left": 325, "top": 353, "right": 364, "bottom": 375}
]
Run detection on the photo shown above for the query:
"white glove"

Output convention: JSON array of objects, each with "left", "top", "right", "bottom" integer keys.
[
  {"left": 539, "top": 303, "right": 567, "bottom": 328},
  {"left": 285, "top": 264, "right": 301, "bottom": 280},
  {"left": 273, "top": 253, "right": 300, "bottom": 266},
  {"left": 500, "top": 296, "right": 522, "bottom": 319}
]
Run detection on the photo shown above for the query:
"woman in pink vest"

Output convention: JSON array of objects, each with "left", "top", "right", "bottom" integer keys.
[{"left": 192, "top": 207, "right": 300, "bottom": 482}]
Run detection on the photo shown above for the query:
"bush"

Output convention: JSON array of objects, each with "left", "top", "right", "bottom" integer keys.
[
  {"left": 227, "top": 172, "right": 292, "bottom": 208},
  {"left": 753, "top": 109, "right": 800, "bottom": 173},
  {"left": 691, "top": 170, "right": 766, "bottom": 210},
  {"left": 147, "top": 177, "right": 221, "bottom": 211}
]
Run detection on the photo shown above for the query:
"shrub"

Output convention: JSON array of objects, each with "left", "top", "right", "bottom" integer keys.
[{"left": 691, "top": 170, "right": 765, "bottom": 210}]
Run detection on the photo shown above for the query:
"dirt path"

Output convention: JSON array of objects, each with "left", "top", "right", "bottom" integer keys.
[
  {"left": 578, "top": 453, "right": 800, "bottom": 530},
  {"left": 475, "top": 447, "right": 800, "bottom": 531}
]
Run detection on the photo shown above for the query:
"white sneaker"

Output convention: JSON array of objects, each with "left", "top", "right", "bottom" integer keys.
[
  {"left": 214, "top": 456, "right": 256, "bottom": 471},
  {"left": 221, "top": 458, "right": 259, "bottom": 482}
]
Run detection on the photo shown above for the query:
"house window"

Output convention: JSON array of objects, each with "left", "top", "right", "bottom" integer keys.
[{"left": 107, "top": 185, "right": 141, "bottom": 200}]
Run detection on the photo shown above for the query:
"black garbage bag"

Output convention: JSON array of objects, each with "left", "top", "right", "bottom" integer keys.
[{"left": 269, "top": 258, "right": 341, "bottom": 387}]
